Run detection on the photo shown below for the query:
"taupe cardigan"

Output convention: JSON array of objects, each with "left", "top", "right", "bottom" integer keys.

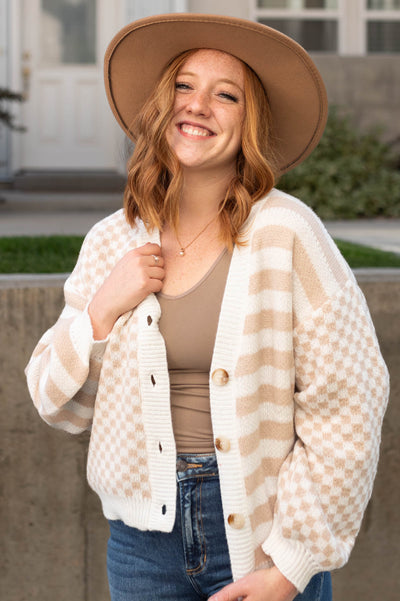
[{"left": 26, "top": 189, "right": 389, "bottom": 592}]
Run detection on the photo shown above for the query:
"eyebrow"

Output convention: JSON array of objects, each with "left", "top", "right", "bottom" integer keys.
[{"left": 177, "top": 71, "right": 244, "bottom": 91}]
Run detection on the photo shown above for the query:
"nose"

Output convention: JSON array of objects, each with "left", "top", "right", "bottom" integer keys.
[{"left": 186, "top": 90, "right": 211, "bottom": 116}]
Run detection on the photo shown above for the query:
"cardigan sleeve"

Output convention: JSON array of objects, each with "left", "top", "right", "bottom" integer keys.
[
  {"left": 262, "top": 276, "right": 389, "bottom": 592},
  {"left": 25, "top": 230, "right": 109, "bottom": 434},
  {"left": 25, "top": 302, "right": 108, "bottom": 433}
]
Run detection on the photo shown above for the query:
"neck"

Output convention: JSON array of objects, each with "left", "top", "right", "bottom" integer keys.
[{"left": 179, "top": 165, "right": 234, "bottom": 220}]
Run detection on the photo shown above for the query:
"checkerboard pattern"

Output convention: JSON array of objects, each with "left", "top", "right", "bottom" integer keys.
[
  {"left": 87, "top": 312, "right": 151, "bottom": 499},
  {"left": 274, "top": 281, "right": 388, "bottom": 568},
  {"left": 26, "top": 192, "right": 389, "bottom": 591}
]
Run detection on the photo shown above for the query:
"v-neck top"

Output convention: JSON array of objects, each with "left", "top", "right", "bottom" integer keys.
[{"left": 157, "top": 248, "right": 232, "bottom": 453}]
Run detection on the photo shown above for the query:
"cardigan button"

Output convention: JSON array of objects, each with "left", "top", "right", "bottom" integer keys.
[
  {"left": 228, "top": 513, "right": 245, "bottom": 530},
  {"left": 147, "top": 315, "right": 153, "bottom": 326},
  {"left": 212, "top": 368, "right": 229, "bottom": 386},
  {"left": 215, "top": 436, "right": 231, "bottom": 453}
]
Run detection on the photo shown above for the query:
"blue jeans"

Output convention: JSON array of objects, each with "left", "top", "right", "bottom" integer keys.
[{"left": 107, "top": 454, "right": 332, "bottom": 601}]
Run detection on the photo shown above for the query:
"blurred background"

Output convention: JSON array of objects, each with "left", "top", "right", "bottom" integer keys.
[
  {"left": 0, "top": 3, "right": 399, "bottom": 601},
  {"left": 1, "top": 0, "right": 399, "bottom": 189}
]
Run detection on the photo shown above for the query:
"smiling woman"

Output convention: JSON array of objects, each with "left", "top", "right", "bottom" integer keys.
[
  {"left": 166, "top": 49, "right": 245, "bottom": 175},
  {"left": 25, "top": 13, "right": 389, "bottom": 601},
  {"left": 125, "top": 46, "right": 276, "bottom": 257}
]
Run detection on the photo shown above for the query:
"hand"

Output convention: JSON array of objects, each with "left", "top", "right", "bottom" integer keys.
[
  {"left": 208, "top": 567, "right": 298, "bottom": 601},
  {"left": 88, "top": 243, "right": 165, "bottom": 339}
]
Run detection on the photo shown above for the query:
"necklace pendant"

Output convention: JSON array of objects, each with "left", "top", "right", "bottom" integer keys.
[{"left": 179, "top": 248, "right": 185, "bottom": 257}]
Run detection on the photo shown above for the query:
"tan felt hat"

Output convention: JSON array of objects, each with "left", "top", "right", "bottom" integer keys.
[{"left": 104, "top": 13, "right": 328, "bottom": 174}]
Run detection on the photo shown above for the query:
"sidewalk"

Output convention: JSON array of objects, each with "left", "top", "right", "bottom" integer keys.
[
  {"left": 0, "top": 191, "right": 122, "bottom": 237},
  {"left": 0, "top": 190, "right": 399, "bottom": 254},
  {"left": 324, "top": 219, "right": 400, "bottom": 255}
]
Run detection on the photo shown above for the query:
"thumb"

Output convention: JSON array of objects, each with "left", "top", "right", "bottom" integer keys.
[{"left": 208, "top": 580, "right": 245, "bottom": 601}]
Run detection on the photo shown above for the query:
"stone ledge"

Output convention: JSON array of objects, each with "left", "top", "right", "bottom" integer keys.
[
  {"left": 353, "top": 268, "right": 400, "bottom": 282},
  {"left": 0, "top": 274, "right": 68, "bottom": 289},
  {"left": 1, "top": 268, "right": 400, "bottom": 289}
]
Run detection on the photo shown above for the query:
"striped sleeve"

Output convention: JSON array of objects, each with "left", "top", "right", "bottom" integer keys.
[
  {"left": 25, "top": 220, "right": 112, "bottom": 434},
  {"left": 259, "top": 195, "right": 390, "bottom": 591},
  {"left": 25, "top": 301, "right": 107, "bottom": 433}
]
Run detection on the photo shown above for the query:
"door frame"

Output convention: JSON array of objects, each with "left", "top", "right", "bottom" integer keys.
[{"left": 9, "top": 0, "right": 123, "bottom": 175}]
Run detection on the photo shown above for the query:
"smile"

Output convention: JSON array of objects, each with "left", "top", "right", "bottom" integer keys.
[{"left": 179, "top": 123, "right": 215, "bottom": 138}]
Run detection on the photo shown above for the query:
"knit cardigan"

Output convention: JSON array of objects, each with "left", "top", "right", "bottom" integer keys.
[{"left": 26, "top": 189, "right": 389, "bottom": 593}]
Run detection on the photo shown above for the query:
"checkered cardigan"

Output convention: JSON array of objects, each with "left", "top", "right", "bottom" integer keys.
[{"left": 26, "top": 190, "right": 389, "bottom": 592}]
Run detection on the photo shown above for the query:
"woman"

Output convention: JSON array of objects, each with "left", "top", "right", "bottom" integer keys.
[{"left": 26, "top": 14, "right": 389, "bottom": 601}]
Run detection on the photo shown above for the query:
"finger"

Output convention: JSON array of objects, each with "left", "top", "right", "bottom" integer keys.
[
  {"left": 147, "top": 276, "right": 164, "bottom": 294},
  {"left": 148, "top": 266, "right": 165, "bottom": 280},
  {"left": 142, "top": 253, "right": 164, "bottom": 269},
  {"left": 149, "top": 254, "right": 164, "bottom": 268},
  {"left": 139, "top": 243, "right": 162, "bottom": 256}
]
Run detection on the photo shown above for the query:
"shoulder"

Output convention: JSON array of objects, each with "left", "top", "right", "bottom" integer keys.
[
  {"left": 248, "top": 188, "right": 340, "bottom": 258},
  {"left": 246, "top": 189, "right": 355, "bottom": 313},
  {"left": 250, "top": 188, "right": 326, "bottom": 237},
  {"left": 65, "top": 210, "right": 148, "bottom": 297},
  {"left": 83, "top": 209, "right": 141, "bottom": 249},
  {"left": 78, "top": 209, "right": 152, "bottom": 262}
]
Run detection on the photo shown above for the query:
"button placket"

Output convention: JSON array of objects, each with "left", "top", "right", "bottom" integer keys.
[{"left": 211, "top": 365, "right": 245, "bottom": 537}]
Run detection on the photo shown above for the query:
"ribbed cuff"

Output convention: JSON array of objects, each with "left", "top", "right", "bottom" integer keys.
[
  {"left": 80, "top": 303, "right": 110, "bottom": 358},
  {"left": 262, "top": 521, "right": 321, "bottom": 593}
]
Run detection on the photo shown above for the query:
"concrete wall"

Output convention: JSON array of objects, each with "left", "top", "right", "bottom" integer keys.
[
  {"left": 313, "top": 55, "right": 400, "bottom": 147},
  {"left": 188, "top": 0, "right": 250, "bottom": 19},
  {"left": 1, "top": 271, "right": 399, "bottom": 601}
]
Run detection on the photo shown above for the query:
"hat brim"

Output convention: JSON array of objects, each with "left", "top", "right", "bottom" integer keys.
[{"left": 104, "top": 13, "right": 328, "bottom": 175}]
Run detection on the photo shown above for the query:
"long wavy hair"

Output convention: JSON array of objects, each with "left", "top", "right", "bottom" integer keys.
[{"left": 123, "top": 49, "right": 277, "bottom": 248}]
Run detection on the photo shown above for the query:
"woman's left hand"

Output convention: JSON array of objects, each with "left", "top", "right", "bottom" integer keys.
[{"left": 208, "top": 567, "right": 298, "bottom": 601}]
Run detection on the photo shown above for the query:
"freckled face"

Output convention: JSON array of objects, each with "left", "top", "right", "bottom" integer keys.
[{"left": 166, "top": 49, "right": 245, "bottom": 175}]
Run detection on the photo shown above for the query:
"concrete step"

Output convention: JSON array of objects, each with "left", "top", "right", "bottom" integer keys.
[{"left": 9, "top": 170, "right": 126, "bottom": 193}]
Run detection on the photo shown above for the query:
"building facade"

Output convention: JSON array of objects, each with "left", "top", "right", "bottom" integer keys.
[{"left": 0, "top": 0, "right": 399, "bottom": 182}]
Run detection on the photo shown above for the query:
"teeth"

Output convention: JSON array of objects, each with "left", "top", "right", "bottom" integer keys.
[{"left": 181, "top": 124, "right": 211, "bottom": 137}]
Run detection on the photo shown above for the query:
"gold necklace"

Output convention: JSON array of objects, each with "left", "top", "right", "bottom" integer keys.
[{"left": 176, "top": 215, "right": 218, "bottom": 257}]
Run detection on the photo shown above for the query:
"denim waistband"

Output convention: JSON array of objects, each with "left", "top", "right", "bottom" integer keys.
[{"left": 176, "top": 453, "right": 218, "bottom": 481}]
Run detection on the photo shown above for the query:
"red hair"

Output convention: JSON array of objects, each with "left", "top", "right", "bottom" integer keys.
[{"left": 123, "top": 49, "right": 277, "bottom": 248}]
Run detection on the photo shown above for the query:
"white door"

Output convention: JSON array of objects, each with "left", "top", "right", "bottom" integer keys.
[{"left": 20, "top": 0, "right": 119, "bottom": 170}]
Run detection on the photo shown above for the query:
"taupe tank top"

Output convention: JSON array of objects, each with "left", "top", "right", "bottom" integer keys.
[{"left": 157, "top": 248, "right": 232, "bottom": 454}]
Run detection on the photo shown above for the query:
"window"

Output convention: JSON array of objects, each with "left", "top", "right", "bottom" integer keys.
[
  {"left": 251, "top": 0, "right": 400, "bottom": 54},
  {"left": 366, "top": 0, "right": 400, "bottom": 52},
  {"left": 252, "top": 0, "right": 339, "bottom": 52},
  {"left": 40, "top": 0, "right": 97, "bottom": 66}
]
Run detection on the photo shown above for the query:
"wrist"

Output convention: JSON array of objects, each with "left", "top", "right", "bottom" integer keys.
[
  {"left": 88, "top": 297, "right": 118, "bottom": 340},
  {"left": 270, "top": 566, "right": 298, "bottom": 593}
]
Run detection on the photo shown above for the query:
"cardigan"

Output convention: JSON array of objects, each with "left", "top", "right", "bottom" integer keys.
[{"left": 25, "top": 189, "right": 389, "bottom": 593}]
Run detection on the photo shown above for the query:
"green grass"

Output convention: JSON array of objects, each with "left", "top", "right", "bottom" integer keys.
[
  {"left": 0, "top": 236, "right": 84, "bottom": 273},
  {"left": 335, "top": 239, "right": 400, "bottom": 268},
  {"left": 0, "top": 235, "right": 399, "bottom": 274}
]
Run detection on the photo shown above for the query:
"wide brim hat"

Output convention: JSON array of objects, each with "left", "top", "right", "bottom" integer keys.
[{"left": 104, "top": 13, "right": 328, "bottom": 175}]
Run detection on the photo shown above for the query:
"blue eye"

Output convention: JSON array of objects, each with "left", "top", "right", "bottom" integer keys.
[
  {"left": 219, "top": 92, "right": 238, "bottom": 102},
  {"left": 175, "top": 82, "right": 191, "bottom": 91}
]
